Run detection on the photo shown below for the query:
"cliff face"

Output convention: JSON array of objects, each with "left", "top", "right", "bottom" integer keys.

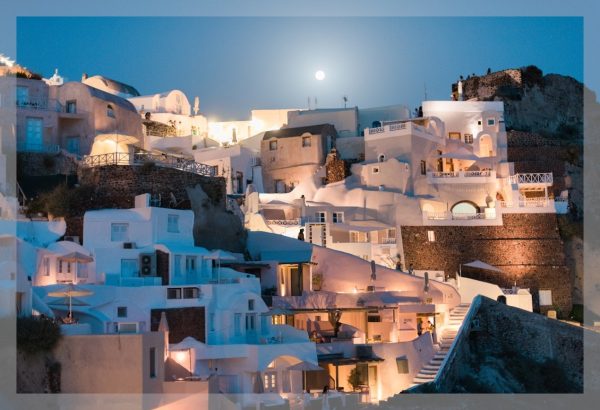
[{"left": 458, "top": 67, "right": 583, "bottom": 138}]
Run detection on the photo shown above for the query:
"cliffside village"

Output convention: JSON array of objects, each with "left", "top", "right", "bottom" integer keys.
[{"left": 0, "top": 55, "right": 586, "bottom": 406}]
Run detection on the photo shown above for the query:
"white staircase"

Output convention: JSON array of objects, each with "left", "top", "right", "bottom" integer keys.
[{"left": 410, "top": 303, "right": 470, "bottom": 386}]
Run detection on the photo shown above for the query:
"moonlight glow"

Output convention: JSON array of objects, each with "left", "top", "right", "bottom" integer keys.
[{"left": 315, "top": 70, "right": 325, "bottom": 81}]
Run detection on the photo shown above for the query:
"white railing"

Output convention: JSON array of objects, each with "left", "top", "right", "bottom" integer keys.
[
  {"left": 379, "top": 237, "right": 397, "bottom": 244},
  {"left": 429, "top": 170, "right": 493, "bottom": 179},
  {"left": 509, "top": 173, "right": 553, "bottom": 185},
  {"left": 388, "top": 123, "right": 407, "bottom": 131},
  {"left": 265, "top": 218, "right": 301, "bottom": 226},
  {"left": 81, "top": 151, "right": 217, "bottom": 176},
  {"left": 425, "top": 211, "right": 487, "bottom": 220},
  {"left": 499, "top": 198, "right": 550, "bottom": 208},
  {"left": 367, "top": 127, "right": 385, "bottom": 135},
  {"left": 426, "top": 211, "right": 449, "bottom": 220}
]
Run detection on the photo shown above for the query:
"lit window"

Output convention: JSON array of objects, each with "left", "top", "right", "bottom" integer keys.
[
  {"left": 332, "top": 212, "right": 344, "bottom": 223},
  {"left": 107, "top": 104, "right": 115, "bottom": 118},
  {"left": 449, "top": 132, "right": 461, "bottom": 140},
  {"left": 302, "top": 136, "right": 311, "bottom": 147},
  {"left": 117, "top": 306, "right": 127, "bottom": 318},
  {"left": 111, "top": 223, "right": 129, "bottom": 241},
  {"left": 487, "top": 118, "right": 496, "bottom": 126},
  {"left": 167, "top": 214, "right": 179, "bottom": 233},
  {"left": 420, "top": 161, "right": 426, "bottom": 175},
  {"left": 427, "top": 230, "right": 435, "bottom": 242},
  {"left": 464, "top": 134, "right": 473, "bottom": 144},
  {"left": 539, "top": 290, "right": 553, "bottom": 306},
  {"left": 269, "top": 140, "right": 277, "bottom": 151}
]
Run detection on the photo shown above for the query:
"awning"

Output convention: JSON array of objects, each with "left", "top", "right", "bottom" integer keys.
[{"left": 462, "top": 260, "right": 504, "bottom": 273}]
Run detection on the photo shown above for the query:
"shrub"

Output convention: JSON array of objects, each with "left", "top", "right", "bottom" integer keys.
[
  {"left": 17, "top": 316, "right": 62, "bottom": 355},
  {"left": 347, "top": 368, "right": 361, "bottom": 391}
]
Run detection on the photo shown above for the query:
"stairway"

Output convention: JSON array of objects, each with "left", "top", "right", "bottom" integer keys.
[{"left": 410, "top": 303, "right": 470, "bottom": 386}]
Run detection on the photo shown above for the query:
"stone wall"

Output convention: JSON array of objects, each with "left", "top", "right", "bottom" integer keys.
[
  {"left": 423, "top": 296, "right": 584, "bottom": 393},
  {"left": 17, "top": 151, "right": 79, "bottom": 177},
  {"left": 401, "top": 213, "right": 572, "bottom": 315},
  {"left": 325, "top": 148, "right": 347, "bottom": 184}
]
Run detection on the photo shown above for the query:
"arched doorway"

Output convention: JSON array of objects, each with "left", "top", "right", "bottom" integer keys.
[{"left": 451, "top": 201, "right": 479, "bottom": 219}]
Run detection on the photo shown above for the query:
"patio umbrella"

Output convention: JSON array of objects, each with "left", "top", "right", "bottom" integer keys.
[
  {"left": 59, "top": 252, "right": 93, "bottom": 263},
  {"left": 253, "top": 371, "right": 265, "bottom": 394},
  {"left": 288, "top": 361, "right": 324, "bottom": 391},
  {"left": 47, "top": 284, "right": 93, "bottom": 319}
]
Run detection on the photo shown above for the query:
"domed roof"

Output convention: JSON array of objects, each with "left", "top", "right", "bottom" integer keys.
[{"left": 83, "top": 75, "right": 140, "bottom": 98}]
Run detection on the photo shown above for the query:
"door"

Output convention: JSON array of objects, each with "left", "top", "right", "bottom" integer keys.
[
  {"left": 246, "top": 313, "right": 257, "bottom": 342},
  {"left": 25, "top": 117, "right": 43, "bottom": 151},
  {"left": 67, "top": 136, "right": 80, "bottom": 155},
  {"left": 368, "top": 365, "right": 378, "bottom": 401},
  {"left": 290, "top": 266, "right": 302, "bottom": 296}
]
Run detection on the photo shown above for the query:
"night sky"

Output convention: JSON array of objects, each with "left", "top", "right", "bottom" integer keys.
[{"left": 17, "top": 17, "right": 582, "bottom": 121}]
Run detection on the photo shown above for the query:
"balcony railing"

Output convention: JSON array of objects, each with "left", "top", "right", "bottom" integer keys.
[
  {"left": 265, "top": 218, "right": 301, "bottom": 226},
  {"left": 425, "top": 211, "right": 488, "bottom": 220},
  {"left": 429, "top": 170, "right": 493, "bottom": 178},
  {"left": 81, "top": 151, "right": 217, "bottom": 177},
  {"left": 499, "top": 198, "right": 550, "bottom": 208},
  {"left": 379, "top": 237, "right": 397, "bottom": 244},
  {"left": 16, "top": 97, "right": 61, "bottom": 112},
  {"left": 508, "top": 173, "right": 553, "bottom": 185}
]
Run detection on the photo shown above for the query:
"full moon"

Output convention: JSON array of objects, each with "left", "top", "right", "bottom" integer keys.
[{"left": 315, "top": 70, "right": 325, "bottom": 81}]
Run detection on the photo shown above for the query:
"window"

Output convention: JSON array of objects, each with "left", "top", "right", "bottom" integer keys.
[
  {"left": 246, "top": 314, "right": 256, "bottom": 331},
  {"left": 234, "top": 313, "right": 242, "bottom": 336},
  {"left": 487, "top": 118, "right": 496, "bottom": 126},
  {"left": 302, "top": 136, "right": 311, "bottom": 147},
  {"left": 332, "top": 212, "right": 344, "bottom": 223},
  {"left": 316, "top": 212, "right": 326, "bottom": 223},
  {"left": 264, "top": 372, "right": 277, "bottom": 391},
  {"left": 378, "top": 154, "right": 385, "bottom": 163},
  {"left": 111, "top": 223, "right": 129, "bottom": 242},
  {"left": 117, "top": 306, "right": 127, "bottom": 318},
  {"left": 209, "top": 313, "right": 215, "bottom": 331},
  {"left": 464, "top": 134, "right": 473, "bottom": 144},
  {"left": 448, "top": 132, "right": 461, "bottom": 140},
  {"left": 420, "top": 160, "right": 426, "bottom": 175},
  {"left": 183, "top": 287, "right": 200, "bottom": 299},
  {"left": 260, "top": 315, "right": 268, "bottom": 335},
  {"left": 269, "top": 140, "right": 277, "bottom": 151},
  {"left": 16, "top": 86, "right": 28, "bottom": 106},
  {"left": 539, "top": 290, "right": 553, "bottom": 306},
  {"left": 167, "top": 214, "right": 179, "bottom": 233},
  {"left": 372, "top": 166, "right": 380, "bottom": 174},
  {"left": 350, "top": 231, "right": 369, "bottom": 243},
  {"left": 185, "top": 256, "right": 196, "bottom": 273},
  {"left": 149, "top": 347, "right": 156, "bottom": 378},
  {"left": 25, "top": 117, "right": 43, "bottom": 149},
  {"left": 167, "top": 288, "right": 182, "bottom": 299},
  {"left": 248, "top": 299, "right": 255, "bottom": 311},
  {"left": 66, "top": 100, "right": 77, "bottom": 114},
  {"left": 477, "top": 120, "right": 482, "bottom": 126},
  {"left": 43, "top": 257, "right": 50, "bottom": 276},
  {"left": 107, "top": 104, "right": 115, "bottom": 118},
  {"left": 66, "top": 136, "right": 80, "bottom": 155},
  {"left": 427, "top": 230, "right": 436, "bottom": 242}
]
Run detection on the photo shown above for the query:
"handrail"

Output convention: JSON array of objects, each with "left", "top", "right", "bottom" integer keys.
[
  {"left": 81, "top": 151, "right": 217, "bottom": 177},
  {"left": 509, "top": 173, "right": 553, "bottom": 185}
]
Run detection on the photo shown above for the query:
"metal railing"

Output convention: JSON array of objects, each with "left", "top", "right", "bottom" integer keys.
[
  {"left": 81, "top": 151, "right": 217, "bottom": 177},
  {"left": 16, "top": 97, "right": 61, "bottom": 112},
  {"left": 508, "top": 173, "right": 553, "bottom": 185}
]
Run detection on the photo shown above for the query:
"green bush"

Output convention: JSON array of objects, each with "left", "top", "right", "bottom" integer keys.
[
  {"left": 347, "top": 368, "right": 361, "bottom": 392},
  {"left": 17, "top": 316, "right": 62, "bottom": 355}
]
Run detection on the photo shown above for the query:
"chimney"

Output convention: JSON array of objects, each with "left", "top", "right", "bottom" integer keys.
[{"left": 81, "top": 72, "right": 88, "bottom": 82}]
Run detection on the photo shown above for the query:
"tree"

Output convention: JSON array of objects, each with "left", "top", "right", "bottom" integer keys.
[{"left": 347, "top": 368, "right": 361, "bottom": 391}]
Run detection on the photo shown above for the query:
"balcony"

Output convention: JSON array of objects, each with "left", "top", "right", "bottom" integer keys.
[
  {"left": 427, "top": 170, "right": 496, "bottom": 184},
  {"left": 16, "top": 97, "right": 61, "bottom": 112},
  {"left": 365, "top": 121, "right": 440, "bottom": 143},
  {"left": 81, "top": 151, "right": 217, "bottom": 177},
  {"left": 423, "top": 209, "right": 502, "bottom": 226},
  {"left": 508, "top": 173, "right": 553, "bottom": 187},
  {"left": 265, "top": 218, "right": 301, "bottom": 226}
]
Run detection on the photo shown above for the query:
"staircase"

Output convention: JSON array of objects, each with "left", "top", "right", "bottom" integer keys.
[{"left": 410, "top": 303, "right": 471, "bottom": 386}]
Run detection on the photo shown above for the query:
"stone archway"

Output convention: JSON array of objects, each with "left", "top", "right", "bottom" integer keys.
[{"left": 479, "top": 134, "right": 493, "bottom": 157}]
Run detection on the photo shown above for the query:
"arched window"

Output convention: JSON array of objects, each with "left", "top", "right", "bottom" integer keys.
[
  {"left": 107, "top": 104, "right": 115, "bottom": 118},
  {"left": 451, "top": 201, "right": 479, "bottom": 218}
]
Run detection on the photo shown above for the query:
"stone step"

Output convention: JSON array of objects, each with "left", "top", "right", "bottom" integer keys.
[
  {"left": 413, "top": 377, "right": 434, "bottom": 384},
  {"left": 422, "top": 364, "right": 441, "bottom": 371},
  {"left": 419, "top": 368, "right": 438, "bottom": 375},
  {"left": 415, "top": 373, "right": 436, "bottom": 380}
]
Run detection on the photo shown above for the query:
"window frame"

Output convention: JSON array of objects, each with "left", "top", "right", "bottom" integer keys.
[
  {"left": 302, "top": 136, "right": 311, "bottom": 147},
  {"left": 167, "top": 214, "right": 179, "bottom": 233},
  {"left": 269, "top": 140, "right": 277, "bottom": 151},
  {"left": 111, "top": 223, "right": 129, "bottom": 242}
]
